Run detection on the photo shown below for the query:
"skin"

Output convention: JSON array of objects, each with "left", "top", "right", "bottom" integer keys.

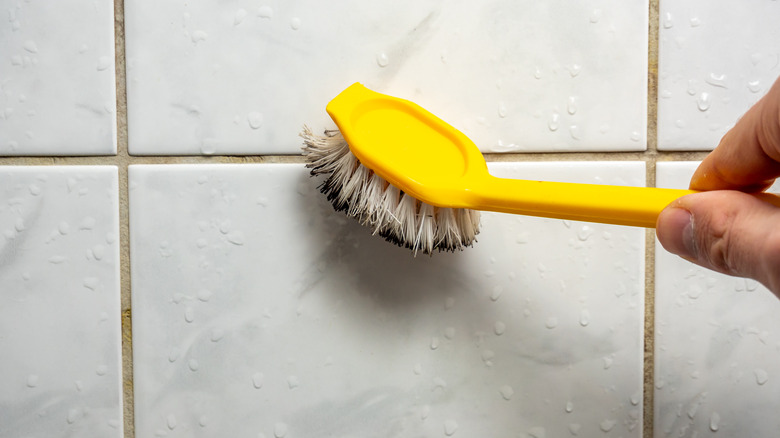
[{"left": 656, "top": 76, "right": 780, "bottom": 296}]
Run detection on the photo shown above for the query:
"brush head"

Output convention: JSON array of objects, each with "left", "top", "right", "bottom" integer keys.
[{"left": 301, "top": 126, "right": 480, "bottom": 255}]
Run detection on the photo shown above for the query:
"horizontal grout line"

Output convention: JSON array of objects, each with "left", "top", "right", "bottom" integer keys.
[{"left": 0, "top": 150, "right": 711, "bottom": 166}]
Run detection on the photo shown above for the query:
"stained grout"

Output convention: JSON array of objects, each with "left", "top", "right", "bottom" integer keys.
[{"left": 0, "top": 1, "right": 719, "bottom": 437}]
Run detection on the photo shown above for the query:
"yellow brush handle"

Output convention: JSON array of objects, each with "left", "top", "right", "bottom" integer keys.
[{"left": 470, "top": 176, "right": 780, "bottom": 228}]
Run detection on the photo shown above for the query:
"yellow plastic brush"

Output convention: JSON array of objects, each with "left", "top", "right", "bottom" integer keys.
[{"left": 302, "top": 83, "right": 780, "bottom": 255}]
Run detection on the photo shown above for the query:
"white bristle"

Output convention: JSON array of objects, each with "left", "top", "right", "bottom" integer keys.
[{"left": 301, "top": 126, "right": 480, "bottom": 255}]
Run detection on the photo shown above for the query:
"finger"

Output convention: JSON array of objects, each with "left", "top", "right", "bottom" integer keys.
[
  {"left": 691, "top": 76, "right": 780, "bottom": 192},
  {"left": 656, "top": 190, "right": 780, "bottom": 295}
]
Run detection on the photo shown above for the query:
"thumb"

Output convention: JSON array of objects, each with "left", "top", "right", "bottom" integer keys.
[{"left": 656, "top": 191, "right": 780, "bottom": 295}]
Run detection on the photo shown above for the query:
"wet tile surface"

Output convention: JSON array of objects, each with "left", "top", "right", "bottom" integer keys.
[
  {"left": 0, "top": 0, "right": 117, "bottom": 155},
  {"left": 130, "top": 162, "right": 645, "bottom": 437},
  {"left": 657, "top": 0, "right": 780, "bottom": 151},
  {"left": 126, "top": 1, "right": 648, "bottom": 155},
  {"left": 654, "top": 162, "right": 780, "bottom": 437},
  {"left": 0, "top": 166, "right": 122, "bottom": 437}
]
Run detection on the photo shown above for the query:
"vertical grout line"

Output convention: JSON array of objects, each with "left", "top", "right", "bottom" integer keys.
[
  {"left": 113, "top": 0, "right": 134, "bottom": 437},
  {"left": 644, "top": 0, "right": 660, "bottom": 437}
]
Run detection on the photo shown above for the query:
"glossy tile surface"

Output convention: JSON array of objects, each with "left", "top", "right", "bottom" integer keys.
[
  {"left": 654, "top": 162, "right": 780, "bottom": 437},
  {"left": 0, "top": 0, "right": 117, "bottom": 155},
  {"left": 657, "top": 0, "right": 780, "bottom": 150},
  {"left": 130, "top": 162, "right": 645, "bottom": 437},
  {"left": 126, "top": 1, "right": 648, "bottom": 155},
  {"left": 0, "top": 167, "right": 122, "bottom": 437}
]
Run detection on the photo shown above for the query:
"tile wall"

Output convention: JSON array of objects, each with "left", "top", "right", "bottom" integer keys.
[{"left": 1, "top": 1, "right": 779, "bottom": 437}]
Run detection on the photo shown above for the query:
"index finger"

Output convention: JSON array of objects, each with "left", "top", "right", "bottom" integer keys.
[{"left": 690, "top": 76, "right": 780, "bottom": 192}]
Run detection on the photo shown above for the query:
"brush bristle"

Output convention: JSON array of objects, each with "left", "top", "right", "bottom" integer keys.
[{"left": 301, "top": 126, "right": 480, "bottom": 255}]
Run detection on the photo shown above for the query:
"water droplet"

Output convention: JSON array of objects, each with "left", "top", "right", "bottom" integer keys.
[
  {"left": 709, "top": 412, "right": 720, "bottom": 432},
  {"left": 660, "top": 89, "right": 672, "bottom": 99},
  {"left": 663, "top": 12, "right": 673, "bottom": 28},
  {"left": 686, "top": 79, "right": 698, "bottom": 96},
  {"left": 80, "top": 216, "right": 96, "bottom": 230},
  {"left": 274, "top": 422, "right": 288, "bottom": 438},
  {"left": 577, "top": 225, "right": 593, "bottom": 241},
  {"left": 184, "top": 307, "right": 195, "bottom": 323},
  {"left": 413, "top": 363, "right": 422, "bottom": 375},
  {"left": 675, "top": 119, "right": 686, "bottom": 128},
  {"left": 67, "top": 408, "right": 80, "bottom": 424},
  {"left": 287, "top": 375, "right": 299, "bottom": 389},
  {"left": 630, "top": 131, "right": 641, "bottom": 142},
  {"left": 444, "top": 420, "right": 458, "bottom": 436},
  {"left": 83, "top": 277, "right": 99, "bottom": 290},
  {"left": 494, "top": 321, "right": 506, "bottom": 335},
  {"left": 565, "top": 401, "right": 574, "bottom": 412},
  {"left": 755, "top": 368, "right": 769, "bottom": 385},
  {"left": 579, "top": 310, "right": 590, "bottom": 327},
  {"left": 91, "top": 244, "right": 106, "bottom": 260},
  {"left": 499, "top": 385, "right": 514, "bottom": 400},
  {"left": 568, "top": 124, "right": 579, "bottom": 139},
  {"left": 516, "top": 232, "right": 529, "bottom": 244},
  {"left": 168, "top": 347, "right": 180, "bottom": 363},
  {"left": 600, "top": 419, "right": 616, "bottom": 432},
  {"left": 97, "top": 56, "right": 111, "bottom": 71},
  {"left": 247, "top": 112, "right": 263, "bottom": 129},
  {"left": 258, "top": 6, "right": 273, "bottom": 18},
  {"left": 28, "top": 184, "right": 41, "bottom": 196},
  {"left": 167, "top": 414, "right": 177, "bottom": 430},
  {"left": 23, "top": 40, "right": 38, "bottom": 53},
  {"left": 96, "top": 364, "right": 107, "bottom": 376},
  {"left": 603, "top": 355, "right": 613, "bottom": 369},
  {"left": 533, "top": 67, "right": 542, "bottom": 79},
  {"left": 433, "top": 376, "right": 447, "bottom": 389},
  {"left": 696, "top": 92, "right": 711, "bottom": 111},
  {"left": 290, "top": 17, "right": 301, "bottom": 30},
  {"left": 201, "top": 139, "right": 218, "bottom": 155},
  {"left": 430, "top": 336, "right": 440, "bottom": 350},
  {"left": 498, "top": 102, "right": 508, "bottom": 118},
  {"left": 568, "top": 423, "right": 581, "bottom": 435},
  {"left": 706, "top": 73, "right": 727, "bottom": 88},
  {"left": 630, "top": 392, "right": 641, "bottom": 406},
  {"left": 26, "top": 374, "right": 39, "bottom": 388},
  {"left": 58, "top": 222, "right": 70, "bottom": 235},
  {"left": 198, "top": 416, "right": 208, "bottom": 427},
  {"left": 490, "top": 285, "right": 503, "bottom": 301},
  {"left": 567, "top": 64, "right": 582, "bottom": 77},
  {"left": 481, "top": 349, "right": 495, "bottom": 366},
  {"left": 188, "top": 359, "right": 200, "bottom": 371},
  {"left": 227, "top": 231, "right": 245, "bottom": 245},
  {"left": 528, "top": 426, "right": 546, "bottom": 438},
  {"left": 690, "top": 16, "right": 701, "bottom": 27},
  {"left": 748, "top": 80, "right": 762, "bottom": 93},
  {"left": 234, "top": 8, "right": 248, "bottom": 25},
  {"left": 444, "top": 327, "right": 456, "bottom": 340},
  {"left": 191, "top": 30, "right": 208, "bottom": 43},
  {"left": 376, "top": 52, "right": 389, "bottom": 67},
  {"left": 548, "top": 112, "right": 560, "bottom": 131},
  {"left": 545, "top": 317, "right": 558, "bottom": 329},
  {"left": 252, "top": 372, "right": 264, "bottom": 389},
  {"left": 589, "top": 9, "right": 602, "bottom": 23},
  {"left": 567, "top": 96, "right": 577, "bottom": 115}
]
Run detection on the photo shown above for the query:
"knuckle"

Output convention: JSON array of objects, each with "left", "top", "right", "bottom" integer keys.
[{"left": 696, "top": 209, "right": 740, "bottom": 275}]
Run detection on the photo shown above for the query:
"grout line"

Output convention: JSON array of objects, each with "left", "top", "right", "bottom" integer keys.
[
  {"left": 644, "top": 0, "right": 659, "bottom": 436},
  {"left": 113, "top": 1, "right": 134, "bottom": 437}
]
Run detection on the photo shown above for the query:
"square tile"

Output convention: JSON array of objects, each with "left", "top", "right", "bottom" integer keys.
[
  {"left": 0, "top": 0, "right": 117, "bottom": 155},
  {"left": 126, "top": 1, "right": 648, "bottom": 155},
  {"left": 0, "top": 166, "right": 122, "bottom": 437},
  {"left": 657, "top": 0, "right": 780, "bottom": 150},
  {"left": 654, "top": 162, "right": 780, "bottom": 436},
  {"left": 130, "top": 162, "right": 645, "bottom": 437}
]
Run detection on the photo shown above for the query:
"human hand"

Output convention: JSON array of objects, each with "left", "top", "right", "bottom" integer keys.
[{"left": 656, "top": 76, "right": 780, "bottom": 295}]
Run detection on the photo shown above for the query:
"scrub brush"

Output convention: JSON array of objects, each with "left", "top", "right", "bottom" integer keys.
[{"left": 302, "top": 83, "right": 780, "bottom": 255}]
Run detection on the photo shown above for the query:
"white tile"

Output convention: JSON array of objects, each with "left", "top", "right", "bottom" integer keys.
[
  {"left": 654, "top": 162, "right": 780, "bottom": 437},
  {"left": 0, "top": 167, "right": 122, "bottom": 437},
  {"left": 126, "top": 1, "right": 648, "bottom": 155},
  {"left": 657, "top": 0, "right": 780, "bottom": 151},
  {"left": 130, "top": 162, "right": 645, "bottom": 437},
  {"left": 0, "top": 0, "right": 117, "bottom": 155}
]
